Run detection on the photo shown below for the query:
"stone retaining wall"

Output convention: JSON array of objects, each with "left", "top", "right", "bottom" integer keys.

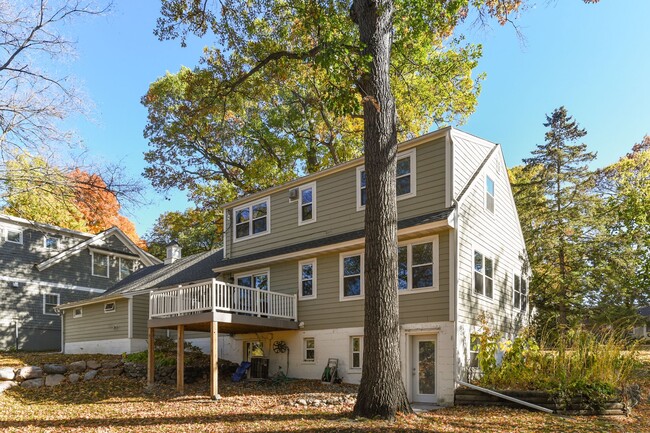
[
  {"left": 455, "top": 388, "right": 628, "bottom": 416},
  {"left": 0, "top": 360, "right": 211, "bottom": 393}
]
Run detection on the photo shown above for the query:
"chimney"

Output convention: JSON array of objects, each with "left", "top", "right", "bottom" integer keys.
[{"left": 164, "top": 241, "right": 182, "bottom": 264}]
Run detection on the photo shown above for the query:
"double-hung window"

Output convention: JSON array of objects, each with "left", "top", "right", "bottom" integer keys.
[
  {"left": 486, "top": 175, "right": 495, "bottom": 213},
  {"left": 92, "top": 252, "right": 109, "bottom": 278},
  {"left": 119, "top": 258, "right": 134, "bottom": 280},
  {"left": 357, "top": 149, "right": 416, "bottom": 210},
  {"left": 351, "top": 336, "right": 363, "bottom": 369},
  {"left": 5, "top": 227, "right": 22, "bottom": 244},
  {"left": 397, "top": 237, "right": 438, "bottom": 292},
  {"left": 43, "top": 293, "right": 59, "bottom": 315},
  {"left": 304, "top": 338, "right": 315, "bottom": 362},
  {"left": 340, "top": 252, "right": 364, "bottom": 300},
  {"left": 234, "top": 197, "right": 270, "bottom": 241},
  {"left": 298, "top": 183, "right": 316, "bottom": 225},
  {"left": 474, "top": 250, "right": 494, "bottom": 298},
  {"left": 298, "top": 259, "right": 317, "bottom": 300},
  {"left": 513, "top": 274, "right": 528, "bottom": 311}
]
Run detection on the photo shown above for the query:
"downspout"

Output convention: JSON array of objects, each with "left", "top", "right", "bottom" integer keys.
[
  {"left": 456, "top": 380, "right": 554, "bottom": 414},
  {"left": 60, "top": 311, "right": 65, "bottom": 354},
  {"left": 452, "top": 199, "right": 460, "bottom": 386}
]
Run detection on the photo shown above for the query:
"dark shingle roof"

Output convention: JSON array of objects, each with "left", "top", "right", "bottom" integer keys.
[{"left": 217, "top": 208, "right": 453, "bottom": 268}]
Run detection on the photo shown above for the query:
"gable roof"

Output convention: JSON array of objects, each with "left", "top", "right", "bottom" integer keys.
[
  {"left": 58, "top": 249, "right": 225, "bottom": 309},
  {"left": 36, "top": 226, "right": 161, "bottom": 271}
]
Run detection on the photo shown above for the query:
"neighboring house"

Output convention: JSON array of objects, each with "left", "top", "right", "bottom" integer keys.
[
  {"left": 60, "top": 127, "right": 530, "bottom": 405},
  {"left": 58, "top": 245, "right": 224, "bottom": 354},
  {"left": 633, "top": 306, "right": 650, "bottom": 339},
  {"left": 0, "top": 214, "right": 160, "bottom": 351}
]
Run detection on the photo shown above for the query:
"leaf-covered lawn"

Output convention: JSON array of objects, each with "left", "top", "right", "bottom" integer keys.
[
  {"left": 0, "top": 350, "right": 647, "bottom": 433},
  {"left": 0, "top": 352, "right": 122, "bottom": 368}
]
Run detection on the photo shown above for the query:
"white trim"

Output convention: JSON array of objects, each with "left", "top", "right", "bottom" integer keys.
[
  {"left": 485, "top": 174, "right": 495, "bottom": 213},
  {"left": 119, "top": 257, "right": 135, "bottom": 280},
  {"left": 57, "top": 295, "right": 123, "bottom": 310},
  {"left": 303, "top": 337, "right": 315, "bottom": 363},
  {"left": 73, "top": 307, "right": 83, "bottom": 318},
  {"left": 91, "top": 251, "right": 110, "bottom": 278},
  {"left": 298, "top": 258, "right": 317, "bottom": 300},
  {"left": 232, "top": 196, "right": 271, "bottom": 243},
  {"left": 339, "top": 250, "right": 364, "bottom": 301},
  {"left": 43, "top": 293, "right": 60, "bottom": 315},
  {"left": 104, "top": 301, "right": 116, "bottom": 313},
  {"left": 397, "top": 236, "right": 439, "bottom": 294},
  {"left": 88, "top": 246, "right": 139, "bottom": 262},
  {"left": 298, "top": 182, "right": 317, "bottom": 225},
  {"left": 213, "top": 219, "right": 451, "bottom": 273},
  {"left": 0, "top": 275, "right": 106, "bottom": 294},
  {"left": 445, "top": 130, "right": 452, "bottom": 208},
  {"left": 356, "top": 149, "right": 417, "bottom": 212},
  {"left": 223, "top": 209, "right": 228, "bottom": 259},
  {"left": 233, "top": 268, "right": 271, "bottom": 290},
  {"left": 4, "top": 225, "right": 23, "bottom": 244}
]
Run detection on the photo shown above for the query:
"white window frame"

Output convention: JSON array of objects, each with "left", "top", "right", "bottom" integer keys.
[
  {"left": 339, "top": 250, "right": 365, "bottom": 301},
  {"left": 485, "top": 174, "right": 495, "bottom": 213},
  {"left": 350, "top": 336, "right": 363, "bottom": 370},
  {"left": 119, "top": 257, "right": 134, "bottom": 280},
  {"left": 232, "top": 197, "right": 271, "bottom": 243},
  {"left": 397, "top": 236, "right": 439, "bottom": 294},
  {"left": 43, "top": 235, "right": 59, "bottom": 249},
  {"left": 91, "top": 252, "right": 110, "bottom": 278},
  {"left": 356, "top": 149, "right": 417, "bottom": 211},
  {"left": 473, "top": 248, "right": 495, "bottom": 299},
  {"left": 73, "top": 307, "right": 83, "bottom": 318},
  {"left": 303, "top": 337, "right": 315, "bottom": 363},
  {"left": 233, "top": 268, "right": 271, "bottom": 290},
  {"left": 469, "top": 334, "right": 480, "bottom": 369},
  {"left": 298, "top": 182, "right": 317, "bottom": 225},
  {"left": 43, "top": 293, "right": 60, "bottom": 316},
  {"left": 520, "top": 277, "right": 528, "bottom": 312},
  {"left": 104, "top": 302, "right": 116, "bottom": 313},
  {"left": 298, "top": 258, "right": 317, "bottom": 300},
  {"left": 513, "top": 273, "right": 522, "bottom": 310},
  {"left": 4, "top": 226, "right": 23, "bottom": 244}
]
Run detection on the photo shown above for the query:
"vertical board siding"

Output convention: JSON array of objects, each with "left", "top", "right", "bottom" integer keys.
[
  {"left": 64, "top": 298, "right": 129, "bottom": 343},
  {"left": 227, "top": 136, "right": 447, "bottom": 259}
]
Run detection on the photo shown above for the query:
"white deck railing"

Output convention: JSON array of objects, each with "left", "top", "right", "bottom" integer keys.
[{"left": 149, "top": 279, "right": 297, "bottom": 321}]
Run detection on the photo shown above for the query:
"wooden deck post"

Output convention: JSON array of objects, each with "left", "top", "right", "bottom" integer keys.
[
  {"left": 210, "top": 321, "right": 220, "bottom": 400},
  {"left": 147, "top": 327, "right": 155, "bottom": 386},
  {"left": 177, "top": 324, "right": 185, "bottom": 393}
]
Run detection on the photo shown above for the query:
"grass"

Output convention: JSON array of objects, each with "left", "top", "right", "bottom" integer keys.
[{"left": 0, "top": 350, "right": 648, "bottom": 433}]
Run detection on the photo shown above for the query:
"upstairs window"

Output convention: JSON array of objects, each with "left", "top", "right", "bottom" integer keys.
[
  {"left": 474, "top": 250, "right": 494, "bottom": 298},
  {"left": 397, "top": 238, "right": 438, "bottom": 292},
  {"left": 340, "top": 252, "right": 364, "bottom": 300},
  {"left": 298, "top": 183, "right": 316, "bottom": 225},
  {"left": 486, "top": 175, "right": 495, "bottom": 213},
  {"left": 5, "top": 227, "right": 22, "bottom": 244},
  {"left": 44, "top": 236, "right": 59, "bottom": 249},
  {"left": 234, "top": 198, "right": 269, "bottom": 241},
  {"left": 299, "top": 259, "right": 317, "bottom": 300},
  {"left": 357, "top": 149, "right": 416, "bottom": 210},
  {"left": 92, "top": 252, "right": 109, "bottom": 278},
  {"left": 119, "top": 258, "right": 134, "bottom": 280},
  {"left": 43, "top": 293, "right": 60, "bottom": 315}
]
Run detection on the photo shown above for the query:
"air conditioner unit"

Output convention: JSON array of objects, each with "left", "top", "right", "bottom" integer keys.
[{"left": 288, "top": 187, "right": 299, "bottom": 201}]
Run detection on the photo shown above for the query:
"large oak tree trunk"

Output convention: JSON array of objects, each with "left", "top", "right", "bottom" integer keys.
[{"left": 351, "top": 0, "right": 412, "bottom": 419}]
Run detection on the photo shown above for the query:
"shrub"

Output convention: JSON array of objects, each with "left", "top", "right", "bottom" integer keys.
[{"left": 123, "top": 336, "right": 207, "bottom": 367}]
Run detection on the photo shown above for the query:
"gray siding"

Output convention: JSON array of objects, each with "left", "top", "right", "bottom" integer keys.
[
  {"left": 132, "top": 294, "right": 149, "bottom": 340},
  {"left": 226, "top": 231, "right": 450, "bottom": 331},
  {"left": 456, "top": 147, "right": 529, "bottom": 333},
  {"left": 64, "top": 298, "right": 129, "bottom": 343},
  {"left": 225, "top": 136, "right": 447, "bottom": 259}
]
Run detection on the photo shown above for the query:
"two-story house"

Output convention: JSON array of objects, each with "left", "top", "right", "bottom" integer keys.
[
  {"left": 0, "top": 214, "right": 160, "bottom": 351},
  {"left": 60, "top": 127, "right": 529, "bottom": 405}
]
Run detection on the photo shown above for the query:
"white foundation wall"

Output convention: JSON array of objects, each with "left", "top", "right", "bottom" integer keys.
[
  {"left": 218, "top": 321, "right": 456, "bottom": 405},
  {"left": 65, "top": 338, "right": 147, "bottom": 354}
]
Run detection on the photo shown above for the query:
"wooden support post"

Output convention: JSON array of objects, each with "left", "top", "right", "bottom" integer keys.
[
  {"left": 177, "top": 325, "right": 185, "bottom": 393},
  {"left": 210, "top": 321, "right": 220, "bottom": 400},
  {"left": 147, "top": 327, "right": 155, "bottom": 386}
]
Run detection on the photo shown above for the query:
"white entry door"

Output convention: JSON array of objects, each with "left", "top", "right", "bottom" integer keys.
[{"left": 411, "top": 335, "right": 437, "bottom": 403}]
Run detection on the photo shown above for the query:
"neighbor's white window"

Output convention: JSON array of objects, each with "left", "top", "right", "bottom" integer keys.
[
  {"left": 298, "top": 259, "right": 317, "bottom": 300},
  {"left": 357, "top": 149, "right": 416, "bottom": 210},
  {"left": 92, "top": 252, "right": 109, "bottom": 278},
  {"left": 474, "top": 250, "right": 494, "bottom": 298},
  {"left": 5, "top": 227, "right": 22, "bottom": 244},
  {"left": 298, "top": 182, "right": 316, "bottom": 225},
  {"left": 43, "top": 293, "right": 60, "bottom": 315},
  {"left": 73, "top": 307, "right": 83, "bottom": 318},
  {"left": 340, "top": 251, "right": 364, "bottom": 300},
  {"left": 119, "top": 258, "right": 134, "bottom": 280},
  {"left": 485, "top": 175, "right": 495, "bottom": 213},
  {"left": 43, "top": 236, "right": 59, "bottom": 249},
  {"left": 304, "top": 337, "right": 315, "bottom": 362},
  {"left": 233, "top": 197, "right": 270, "bottom": 241},
  {"left": 350, "top": 336, "right": 363, "bottom": 369},
  {"left": 104, "top": 302, "right": 116, "bottom": 313},
  {"left": 397, "top": 238, "right": 438, "bottom": 292}
]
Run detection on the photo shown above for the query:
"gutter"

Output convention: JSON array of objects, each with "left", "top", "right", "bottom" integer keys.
[{"left": 456, "top": 380, "right": 554, "bottom": 414}]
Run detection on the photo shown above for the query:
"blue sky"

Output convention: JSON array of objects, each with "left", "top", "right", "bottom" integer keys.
[{"left": 65, "top": 0, "right": 650, "bottom": 235}]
